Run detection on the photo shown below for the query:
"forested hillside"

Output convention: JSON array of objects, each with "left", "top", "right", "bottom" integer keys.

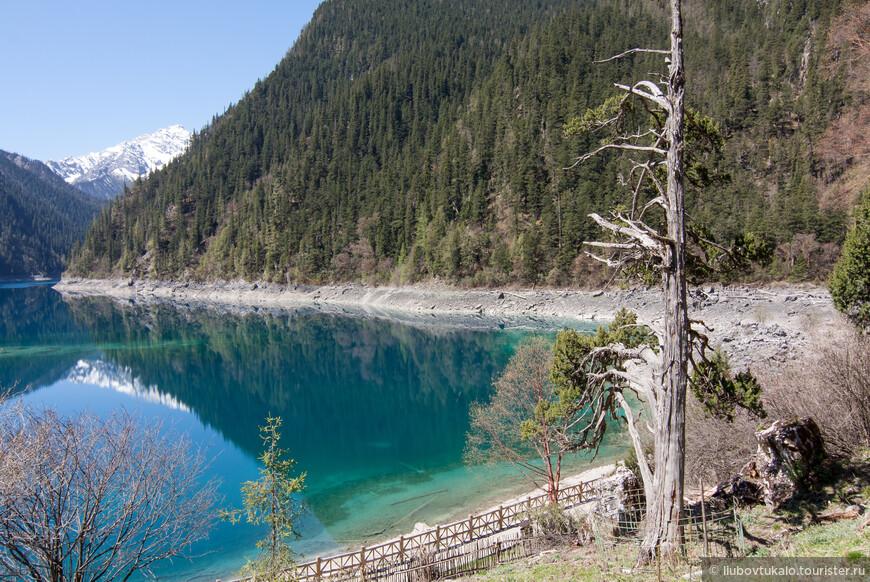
[
  {"left": 67, "top": 0, "right": 866, "bottom": 286},
  {"left": 0, "top": 151, "right": 102, "bottom": 278}
]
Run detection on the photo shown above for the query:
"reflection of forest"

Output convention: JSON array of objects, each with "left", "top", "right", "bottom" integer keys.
[
  {"left": 4, "top": 287, "right": 616, "bottom": 534},
  {"left": 0, "top": 285, "right": 95, "bottom": 392},
  {"left": 6, "top": 287, "right": 618, "bottom": 533},
  {"left": 62, "top": 296, "right": 534, "bottom": 484}
]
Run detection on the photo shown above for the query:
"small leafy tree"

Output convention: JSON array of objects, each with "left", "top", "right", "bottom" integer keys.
[
  {"left": 233, "top": 415, "right": 307, "bottom": 581},
  {"left": 550, "top": 310, "right": 659, "bottom": 492},
  {"left": 465, "top": 316, "right": 657, "bottom": 506},
  {"left": 830, "top": 185, "right": 870, "bottom": 330},
  {"left": 464, "top": 337, "right": 571, "bottom": 505}
]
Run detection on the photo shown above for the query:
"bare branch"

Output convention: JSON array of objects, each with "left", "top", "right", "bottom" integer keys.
[
  {"left": 619, "top": 211, "right": 667, "bottom": 240},
  {"left": 565, "top": 143, "right": 668, "bottom": 169},
  {"left": 594, "top": 48, "right": 670, "bottom": 64},
  {"left": 686, "top": 226, "right": 741, "bottom": 269},
  {"left": 584, "top": 241, "right": 641, "bottom": 252},
  {"left": 584, "top": 249, "right": 632, "bottom": 268},
  {"left": 689, "top": 317, "right": 714, "bottom": 334},
  {"left": 614, "top": 81, "right": 670, "bottom": 110},
  {"left": 614, "top": 392, "right": 654, "bottom": 500},
  {"left": 0, "top": 407, "right": 220, "bottom": 581},
  {"left": 588, "top": 213, "right": 667, "bottom": 255},
  {"left": 639, "top": 196, "right": 666, "bottom": 220},
  {"left": 614, "top": 129, "right": 663, "bottom": 144}
]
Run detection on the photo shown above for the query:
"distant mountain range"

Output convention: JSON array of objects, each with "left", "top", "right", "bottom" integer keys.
[
  {"left": 46, "top": 125, "right": 191, "bottom": 199},
  {"left": 0, "top": 150, "right": 103, "bottom": 278}
]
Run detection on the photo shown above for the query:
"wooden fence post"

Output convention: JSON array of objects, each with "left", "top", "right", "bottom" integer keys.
[
  {"left": 700, "top": 477, "right": 709, "bottom": 556},
  {"left": 498, "top": 506, "right": 504, "bottom": 530},
  {"left": 360, "top": 546, "right": 366, "bottom": 581},
  {"left": 468, "top": 515, "right": 474, "bottom": 542},
  {"left": 399, "top": 535, "right": 405, "bottom": 562},
  {"left": 315, "top": 556, "right": 322, "bottom": 581},
  {"left": 436, "top": 525, "right": 441, "bottom": 549}
]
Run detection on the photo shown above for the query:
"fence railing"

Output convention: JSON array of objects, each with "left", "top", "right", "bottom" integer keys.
[
  {"left": 590, "top": 491, "right": 747, "bottom": 578},
  {"left": 290, "top": 479, "right": 595, "bottom": 582}
]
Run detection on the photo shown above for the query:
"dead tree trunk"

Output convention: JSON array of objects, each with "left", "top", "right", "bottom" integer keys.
[
  {"left": 649, "top": 0, "right": 688, "bottom": 559},
  {"left": 641, "top": 0, "right": 688, "bottom": 562},
  {"left": 641, "top": 0, "right": 691, "bottom": 559},
  {"left": 565, "top": 0, "right": 689, "bottom": 563}
]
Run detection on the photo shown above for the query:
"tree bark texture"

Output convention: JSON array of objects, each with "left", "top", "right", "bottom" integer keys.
[{"left": 641, "top": 0, "right": 688, "bottom": 562}]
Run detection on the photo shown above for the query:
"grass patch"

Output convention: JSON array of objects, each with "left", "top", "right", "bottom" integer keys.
[
  {"left": 769, "top": 517, "right": 870, "bottom": 558},
  {"left": 460, "top": 543, "right": 697, "bottom": 582}
]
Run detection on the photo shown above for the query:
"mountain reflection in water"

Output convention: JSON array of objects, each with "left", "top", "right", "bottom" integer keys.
[{"left": 1, "top": 283, "right": 606, "bottom": 579}]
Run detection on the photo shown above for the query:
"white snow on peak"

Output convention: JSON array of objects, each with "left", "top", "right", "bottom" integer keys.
[
  {"left": 65, "top": 359, "right": 190, "bottom": 412},
  {"left": 45, "top": 125, "right": 192, "bottom": 198}
]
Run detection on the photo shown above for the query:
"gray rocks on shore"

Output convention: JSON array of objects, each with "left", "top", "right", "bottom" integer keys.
[{"left": 55, "top": 277, "right": 843, "bottom": 369}]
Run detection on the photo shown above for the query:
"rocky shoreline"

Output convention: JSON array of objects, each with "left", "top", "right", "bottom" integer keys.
[{"left": 56, "top": 277, "right": 843, "bottom": 369}]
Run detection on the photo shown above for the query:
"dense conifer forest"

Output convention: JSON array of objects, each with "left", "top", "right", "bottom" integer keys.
[
  {"left": 0, "top": 151, "right": 102, "bottom": 278},
  {"left": 66, "top": 0, "right": 867, "bottom": 286}
]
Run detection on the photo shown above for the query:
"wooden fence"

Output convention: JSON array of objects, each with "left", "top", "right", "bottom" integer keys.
[{"left": 285, "top": 480, "right": 595, "bottom": 582}]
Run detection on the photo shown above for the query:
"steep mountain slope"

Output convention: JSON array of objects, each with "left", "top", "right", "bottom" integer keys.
[
  {"left": 67, "top": 0, "right": 578, "bottom": 280},
  {"left": 67, "top": 0, "right": 856, "bottom": 285},
  {"left": 46, "top": 125, "right": 191, "bottom": 199},
  {"left": 0, "top": 151, "right": 103, "bottom": 278}
]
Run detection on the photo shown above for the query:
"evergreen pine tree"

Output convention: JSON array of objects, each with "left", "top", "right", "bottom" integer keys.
[{"left": 830, "top": 186, "right": 870, "bottom": 330}]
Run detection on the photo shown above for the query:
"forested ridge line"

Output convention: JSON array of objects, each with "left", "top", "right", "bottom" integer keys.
[
  {"left": 0, "top": 151, "right": 103, "bottom": 278},
  {"left": 66, "top": 0, "right": 867, "bottom": 287}
]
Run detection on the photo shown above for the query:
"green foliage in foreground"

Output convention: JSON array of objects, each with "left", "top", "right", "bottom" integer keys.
[
  {"left": 830, "top": 185, "right": 870, "bottom": 330},
  {"left": 229, "top": 415, "right": 307, "bottom": 581},
  {"left": 689, "top": 349, "right": 766, "bottom": 422},
  {"left": 549, "top": 309, "right": 658, "bottom": 453},
  {"left": 551, "top": 308, "right": 659, "bottom": 392}
]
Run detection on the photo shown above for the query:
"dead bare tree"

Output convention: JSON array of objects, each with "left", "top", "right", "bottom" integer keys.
[
  {"left": 565, "top": 0, "right": 699, "bottom": 563},
  {"left": 0, "top": 404, "right": 221, "bottom": 581}
]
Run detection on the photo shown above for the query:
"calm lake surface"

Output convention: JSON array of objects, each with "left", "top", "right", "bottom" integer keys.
[{"left": 1, "top": 282, "right": 610, "bottom": 581}]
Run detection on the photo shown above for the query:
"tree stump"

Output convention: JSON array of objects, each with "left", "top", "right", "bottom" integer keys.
[{"left": 751, "top": 417, "right": 825, "bottom": 508}]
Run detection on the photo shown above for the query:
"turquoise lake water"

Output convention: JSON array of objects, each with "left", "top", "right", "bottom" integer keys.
[{"left": 0, "top": 282, "right": 613, "bottom": 581}]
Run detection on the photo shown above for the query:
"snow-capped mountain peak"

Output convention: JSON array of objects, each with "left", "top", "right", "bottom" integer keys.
[{"left": 46, "top": 125, "right": 191, "bottom": 199}]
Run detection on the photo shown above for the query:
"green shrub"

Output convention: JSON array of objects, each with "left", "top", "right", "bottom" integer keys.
[{"left": 830, "top": 186, "right": 870, "bottom": 330}]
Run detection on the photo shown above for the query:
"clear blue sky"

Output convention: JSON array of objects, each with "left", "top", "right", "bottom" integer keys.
[{"left": 1, "top": 0, "right": 323, "bottom": 161}]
